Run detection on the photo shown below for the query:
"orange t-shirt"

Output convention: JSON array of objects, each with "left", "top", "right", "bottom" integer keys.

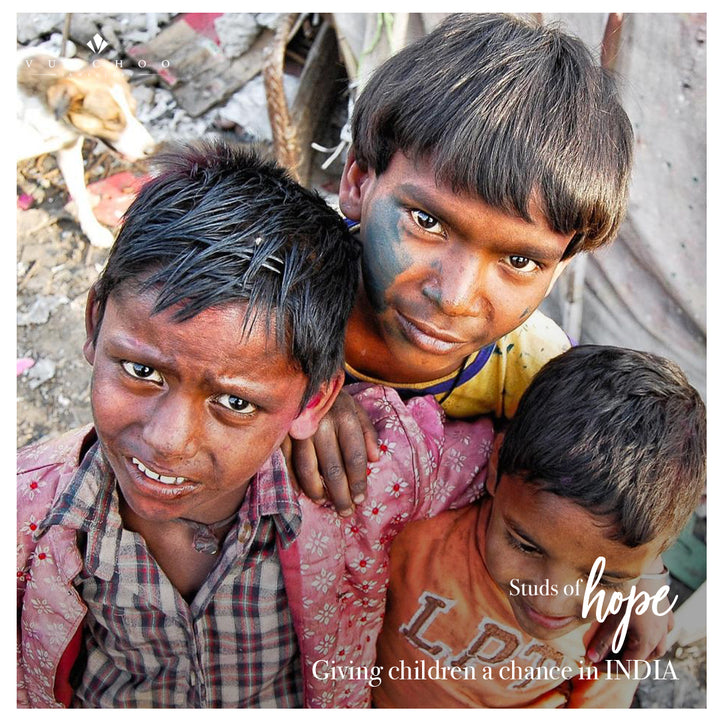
[{"left": 373, "top": 504, "right": 638, "bottom": 708}]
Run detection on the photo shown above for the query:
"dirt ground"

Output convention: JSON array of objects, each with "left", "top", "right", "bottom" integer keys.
[
  {"left": 17, "top": 147, "right": 130, "bottom": 447},
  {"left": 16, "top": 146, "right": 706, "bottom": 711}
]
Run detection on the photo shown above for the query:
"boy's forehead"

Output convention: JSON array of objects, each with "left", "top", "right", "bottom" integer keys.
[
  {"left": 105, "top": 284, "right": 287, "bottom": 360},
  {"left": 111, "top": 281, "right": 261, "bottom": 325},
  {"left": 495, "top": 474, "right": 664, "bottom": 573},
  {"left": 497, "top": 475, "right": 609, "bottom": 538},
  {"left": 386, "top": 152, "right": 553, "bottom": 217}
]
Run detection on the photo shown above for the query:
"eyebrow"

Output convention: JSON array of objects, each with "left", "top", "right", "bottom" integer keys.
[
  {"left": 394, "top": 183, "right": 454, "bottom": 226},
  {"left": 393, "top": 183, "right": 565, "bottom": 263}
]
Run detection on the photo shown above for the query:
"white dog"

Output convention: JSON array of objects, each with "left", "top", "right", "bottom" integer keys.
[{"left": 17, "top": 50, "right": 155, "bottom": 248}]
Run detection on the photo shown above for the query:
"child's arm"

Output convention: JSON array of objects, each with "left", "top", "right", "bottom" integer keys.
[
  {"left": 284, "top": 388, "right": 379, "bottom": 515},
  {"left": 283, "top": 384, "right": 492, "bottom": 707}
]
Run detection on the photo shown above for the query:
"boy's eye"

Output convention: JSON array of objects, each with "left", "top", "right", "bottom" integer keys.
[
  {"left": 216, "top": 394, "right": 256, "bottom": 415},
  {"left": 507, "top": 532, "right": 540, "bottom": 556},
  {"left": 596, "top": 576, "right": 633, "bottom": 592},
  {"left": 122, "top": 361, "right": 162, "bottom": 383},
  {"left": 410, "top": 209, "right": 444, "bottom": 235},
  {"left": 505, "top": 255, "right": 540, "bottom": 273}
]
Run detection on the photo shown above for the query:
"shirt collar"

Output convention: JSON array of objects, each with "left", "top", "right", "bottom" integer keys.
[
  {"left": 38, "top": 441, "right": 123, "bottom": 580},
  {"left": 248, "top": 449, "right": 301, "bottom": 548}
]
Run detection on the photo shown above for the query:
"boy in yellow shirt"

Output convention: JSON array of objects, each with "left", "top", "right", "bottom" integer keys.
[{"left": 294, "top": 12, "right": 632, "bottom": 509}]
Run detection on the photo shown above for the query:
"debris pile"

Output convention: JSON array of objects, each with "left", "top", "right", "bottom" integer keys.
[{"left": 17, "top": 12, "right": 348, "bottom": 182}]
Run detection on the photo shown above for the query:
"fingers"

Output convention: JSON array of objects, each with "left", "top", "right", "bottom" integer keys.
[
  {"left": 288, "top": 390, "right": 375, "bottom": 516},
  {"left": 620, "top": 608, "right": 674, "bottom": 662},
  {"left": 314, "top": 419, "right": 356, "bottom": 517},
  {"left": 280, "top": 436, "right": 300, "bottom": 493},
  {"left": 585, "top": 614, "right": 622, "bottom": 664},
  {"left": 336, "top": 413, "right": 371, "bottom": 505},
  {"left": 290, "top": 437, "right": 326, "bottom": 504},
  {"left": 587, "top": 600, "right": 675, "bottom": 664},
  {"left": 620, "top": 636, "right": 665, "bottom": 662},
  {"left": 355, "top": 402, "right": 380, "bottom": 464},
  {"left": 318, "top": 391, "right": 372, "bottom": 511}
]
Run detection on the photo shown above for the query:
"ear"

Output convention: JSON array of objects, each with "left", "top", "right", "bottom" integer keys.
[
  {"left": 485, "top": 431, "right": 505, "bottom": 496},
  {"left": 338, "top": 148, "right": 371, "bottom": 221},
  {"left": 81, "top": 89, "right": 117, "bottom": 120},
  {"left": 82, "top": 285, "right": 102, "bottom": 366},
  {"left": 46, "top": 80, "right": 78, "bottom": 121},
  {"left": 288, "top": 371, "right": 345, "bottom": 440},
  {"left": 544, "top": 258, "right": 571, "bottom": 298}
]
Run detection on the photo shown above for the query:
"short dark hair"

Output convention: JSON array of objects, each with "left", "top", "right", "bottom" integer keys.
[
  {"left": 498, "top": 345, "right": 706, "bottom": 549},
  {"left": 93, "top": 140, "right": 360, "bottom": 404},
  {"left": 351, "top": 13, "right": 633, "bottom": 257}
]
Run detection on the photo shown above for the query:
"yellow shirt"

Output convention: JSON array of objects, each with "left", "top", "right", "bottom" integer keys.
[{"left": 346, "top": 310, "right": 571, "bottom": 418}]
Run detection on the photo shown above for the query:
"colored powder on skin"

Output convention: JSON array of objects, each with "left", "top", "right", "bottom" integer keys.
[{"left": 360, "top": 196, "right": 412, "bottom": 314}]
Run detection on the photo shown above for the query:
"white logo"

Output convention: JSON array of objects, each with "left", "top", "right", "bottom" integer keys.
[{"left": 86, "top": 33, "right": 109, "bottom": 54}]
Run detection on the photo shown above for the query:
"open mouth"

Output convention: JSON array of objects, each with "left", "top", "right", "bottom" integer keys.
[{"left": 132, "top": 457, "right": 188, "bottom": 486}]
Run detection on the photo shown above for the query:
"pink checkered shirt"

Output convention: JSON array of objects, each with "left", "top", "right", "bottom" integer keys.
[{"left": 39, "top": 442, "right": 303, "bottom": 708}]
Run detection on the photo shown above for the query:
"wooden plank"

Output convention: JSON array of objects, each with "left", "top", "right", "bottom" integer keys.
[
  {"left": 290, "top": 22, "right": 342, "bottom": 186},
  {"left": 130, "top": 18, "right": 274, "bottom": 117}
]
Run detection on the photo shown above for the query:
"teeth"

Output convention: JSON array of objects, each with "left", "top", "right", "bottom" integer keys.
[{"left": 132, "top": 458, "right": 187, "bottom": 485}]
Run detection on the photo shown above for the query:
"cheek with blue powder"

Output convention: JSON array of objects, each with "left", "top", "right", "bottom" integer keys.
[{"left": 361, "top": 196, "right": 412, "bottom": 314}]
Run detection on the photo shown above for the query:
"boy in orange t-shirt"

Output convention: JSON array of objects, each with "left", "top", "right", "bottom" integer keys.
[{"left": 373, "top": 346, "right": 705, "bottom": 708}]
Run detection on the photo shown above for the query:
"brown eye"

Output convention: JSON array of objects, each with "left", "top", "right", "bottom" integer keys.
[
  {"left": 410, "top": 209, "right": 444, "bottom": 235},
  {"left": 506, "top": 255, "right": 539, "bottom": 273},
  {"left": 216, "top": 394, "right": 256, "bottom": 414},
  {"left": 122, "top": 361, "right": 162, "bottom": 383}
]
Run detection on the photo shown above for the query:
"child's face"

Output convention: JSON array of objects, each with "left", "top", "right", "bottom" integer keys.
[
  {"left": 484, "top": 473, "right": 666, "bottom": 642},
  {"left": 341, "top": 152, "right": 573, "bottom": 381},
  {"left": 83, "top": 284, "right": 333, "bottom": 526}
]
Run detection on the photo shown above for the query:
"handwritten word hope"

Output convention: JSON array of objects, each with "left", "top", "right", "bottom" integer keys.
[{"left": 582, "top": 556, "right": 677, "bottom": 654}]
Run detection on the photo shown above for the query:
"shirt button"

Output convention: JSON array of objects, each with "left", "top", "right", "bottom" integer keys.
[{"left": 238, "top": 521, "right": 253, "bottom": 544}]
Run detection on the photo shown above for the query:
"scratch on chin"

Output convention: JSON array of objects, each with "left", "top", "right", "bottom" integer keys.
[{"left": 519, "top": 307, "right": 531, "bottom": 319}]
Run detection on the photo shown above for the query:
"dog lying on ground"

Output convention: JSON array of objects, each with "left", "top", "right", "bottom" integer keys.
[{"left": 17, "top": 49, "right": 155, "bottom": 248}]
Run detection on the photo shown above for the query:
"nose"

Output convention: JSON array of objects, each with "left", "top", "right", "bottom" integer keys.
[
  {"left": 114, "top": 122, "right": 156, "bottom": 161},
  {"left": 142, "top": 391, "right": 200, "bottom": 462},
  {"left": 529, "top": 591, "right": 580, "bottom": 619},
  {"left": 140, "top": 131, "right": 156, "bottom": 157},
  {"left": 423, "top": 252, "right": 487, "bottom": 317},
  {"left": 529, "top": 568, "right": 585, "bottom": 617}
]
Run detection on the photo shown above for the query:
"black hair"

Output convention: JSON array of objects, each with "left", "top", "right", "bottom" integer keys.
[
  {"left": 351, "top": 13, "right": 633, "bottom": 257},
  {"left": 498, "top": 345, "right": 706, "bottom": 549},
  {"left": 93, "top": 139, "right": 360, "bottom": 404}
]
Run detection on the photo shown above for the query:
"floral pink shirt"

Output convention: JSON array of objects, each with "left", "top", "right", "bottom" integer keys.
[{"left": 17, "top": 384, "right": 494, "bottom": 708}]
